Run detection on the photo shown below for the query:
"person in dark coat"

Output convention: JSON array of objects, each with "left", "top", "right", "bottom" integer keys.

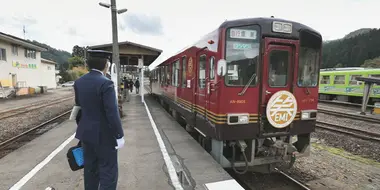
[
  {"left": 134, "top": 78, "right": 140, "bottom": 94},
  {"left": 128, "top": 79, "right": 133, "bottom": 93},
  {"left": 73, "top": 53, "right": 125, "bottom": 190},
  {"left": 122, "top": 77, "right": 130, "bottom": 102}
]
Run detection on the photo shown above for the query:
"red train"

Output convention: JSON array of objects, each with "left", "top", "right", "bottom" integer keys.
[{"left": 148, "top": 17, "right": 322, "bottom": 174}]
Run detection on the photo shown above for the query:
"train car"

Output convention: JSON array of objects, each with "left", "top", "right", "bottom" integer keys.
[
  {"left": 319, "top": 67, "right": 380, "bottom": 104},
  {"left": 148, "top": 17, "right": 322, "bottom": 174}
]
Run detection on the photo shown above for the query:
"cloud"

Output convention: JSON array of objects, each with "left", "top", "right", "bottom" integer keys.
[{"left": 119, "top": 13, "right": 163, "bottom": 36}]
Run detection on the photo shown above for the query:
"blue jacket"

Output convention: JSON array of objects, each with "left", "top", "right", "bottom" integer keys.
[{"left": 74, "top": 70, "right": 124, "bottom": 146}]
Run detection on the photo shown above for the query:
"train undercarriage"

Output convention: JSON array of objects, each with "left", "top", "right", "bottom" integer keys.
[{"left": 155, "top": 95, "right": 312, "bottom": 174}]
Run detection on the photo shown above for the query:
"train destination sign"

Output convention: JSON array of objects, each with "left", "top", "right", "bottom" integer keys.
[
  {"left": 266, "top": 90, "right": 298, "bottom": 128},
  {"left": 230, "top": 29, "right": 257, "bottom": 40}
]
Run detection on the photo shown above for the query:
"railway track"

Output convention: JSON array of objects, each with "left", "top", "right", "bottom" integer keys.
[
  {"left": 318, "top": 99, "right": 375, "bottom": 108},
  {"left": 0, "top": 96, "right": 74, "bottom": 120},
  {"left": 0, "top": 110, "right": 71, "bottom": 152},
  {"left": 231, "top": 168, "right": 311, "bottom": 190},
  {"left": 316, "top": 120, "right": 380, "bottom": 142},
  {"left": 317, "top": 107, "right": 380, "bottom": 124}
]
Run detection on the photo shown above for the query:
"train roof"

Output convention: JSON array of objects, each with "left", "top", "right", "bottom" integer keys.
[
  {"left": 320, "top": 67, "right": 380, "bottom": 73},
  {"left": 219, "top": 17, "right": 321, "bottom": 38},
  {"left": 153, "top": 17, "right": 321, "bottom": 69}
]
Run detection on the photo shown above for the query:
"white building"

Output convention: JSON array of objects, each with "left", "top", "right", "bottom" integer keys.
[
  {"left": 0, "top": 31, "right": 57, "bottom": 89},
  {"left": 40, "top": 58, "right": 57, "bottom": 89}
]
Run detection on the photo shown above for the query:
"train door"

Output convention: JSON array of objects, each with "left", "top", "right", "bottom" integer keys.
[
  {"left": 206, "top": 53, "right": 217, "bottom": 122},
  {"left": 195, "top": 53, "right": 208, "bottom": 128},
  {"left": 261, "top": 39, "right": 295, "bottom": 123}
]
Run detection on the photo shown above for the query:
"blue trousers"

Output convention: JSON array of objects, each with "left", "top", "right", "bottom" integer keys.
[{"left": 82, "top": 142, "right": 118, "bottom": 190}]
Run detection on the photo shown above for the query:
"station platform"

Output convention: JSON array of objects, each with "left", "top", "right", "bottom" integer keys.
[{"left": 0, "top": 93, "right": 242, "bottom": 190}]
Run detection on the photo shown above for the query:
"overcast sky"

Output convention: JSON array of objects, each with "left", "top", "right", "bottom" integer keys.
[{"left": 0, "top": 0, "right": 377, "bottom": 69}]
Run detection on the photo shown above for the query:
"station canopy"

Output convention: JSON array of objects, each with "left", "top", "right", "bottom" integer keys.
[{"left": 88, "top": 41, "right": 162, "bottom": 67}]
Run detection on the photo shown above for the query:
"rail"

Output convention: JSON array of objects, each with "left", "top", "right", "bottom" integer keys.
[
  {"left": 0, "top": 110, "right": 71, "bottom": 150},
  {"left": 318, "top": 99, "right": 375, "bottom": 109},
  {"left": 317, "top": 107, "right": 380, "bottom": 124},
  {"left": 0, "top": 96, "right": 74, "bottom": 120},
  {"left": 231, "top": 168, "right": 311, "bottom": 190},
  {"left": 316, "top": 121, "right": 380, "bottom": 142}
]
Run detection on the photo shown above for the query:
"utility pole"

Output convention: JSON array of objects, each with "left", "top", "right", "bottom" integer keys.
[
  {"left": 110, "top": 0, "right": 121, "bottom": 94},
  {"left": 99, "top": 1, "right": 127, "bottom": 95}
]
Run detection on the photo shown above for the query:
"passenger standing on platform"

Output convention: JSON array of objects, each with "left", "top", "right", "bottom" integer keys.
[
  {"left": 129, "top": 79, "right": 133, "bottom": 93},
  {"left": 123, "top": 77, "right": 130, "bottom": 102},
  {"left": 73, "top": 53, "right": 125, "bottom": 190},
  {"left": 134, "top": 78, "right": 140, "bottom": 94}
]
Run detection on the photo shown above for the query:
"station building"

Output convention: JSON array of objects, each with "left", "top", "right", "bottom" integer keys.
[{"left": 0, "top": 31, "right": 57, "bottom": 90}]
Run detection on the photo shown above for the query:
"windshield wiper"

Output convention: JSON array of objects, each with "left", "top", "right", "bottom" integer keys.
[{"left": 238, "top": 72, "right": 256, "bottom": 96}]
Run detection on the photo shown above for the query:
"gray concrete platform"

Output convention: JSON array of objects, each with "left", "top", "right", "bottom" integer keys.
[{"left": 0, "top": 93, "right": 241, "bottom": 190}]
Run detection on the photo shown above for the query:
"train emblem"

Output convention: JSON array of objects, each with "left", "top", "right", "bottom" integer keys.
[{"left": 266, "top": 90, "right": 298, "bottom": 128}]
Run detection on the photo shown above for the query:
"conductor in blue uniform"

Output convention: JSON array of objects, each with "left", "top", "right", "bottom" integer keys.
[{"left": 74, "top": 50, "right": 124, "bottom": 190}]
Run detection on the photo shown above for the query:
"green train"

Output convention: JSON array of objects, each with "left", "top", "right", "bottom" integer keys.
[{"left": 319, "top": 67, "right": 380, "bottom": 104}]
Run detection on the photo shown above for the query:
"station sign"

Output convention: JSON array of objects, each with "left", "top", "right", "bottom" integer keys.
[{"left": 12, "top": 61, "right": 37, "bottom": 69}]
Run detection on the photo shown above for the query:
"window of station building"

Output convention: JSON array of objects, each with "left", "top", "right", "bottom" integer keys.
[
  {"left": 268, "top": 50, "right": 289, "bottom": 87},
  {"left": 182, "top": 56, "right": 187, "bottom": 88},
  {"left": 0, "top": 48, "right": 6, "bottom": 61},
  {"left": 320, "top": 75, "right": 330, "bottom": 84},
  {"left": 198, "top": 55, "right": 206, "bottom": 88},
  {"left": 209, "top": 56, "right": 215, "bottom": 80},
  {"left": 349, "top": 75, "right": 363, "bottom": 85},
  {"left": 11, "top": 45, "right": 18, "bottom": 56},
  {"left": 333, "top": 75, "right": 346, "bottom": 85},
  {"left": 25, "top": 49, "right": 36, "bottom": 59}
]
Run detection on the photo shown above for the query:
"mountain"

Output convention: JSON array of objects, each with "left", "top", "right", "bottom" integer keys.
[
  {"left": 322, "top": 28, "right": 380, "bottom": 68},
  {"left": 28, "top": 40, "right": 71, "bottom": 65},
  {"left": 343, "top": 28, "right": 371, "bottom": 39}
]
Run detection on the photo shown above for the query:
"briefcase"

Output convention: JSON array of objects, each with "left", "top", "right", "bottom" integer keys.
[{"left": 66, "top": 141, "right": 84, "bottom": 171}]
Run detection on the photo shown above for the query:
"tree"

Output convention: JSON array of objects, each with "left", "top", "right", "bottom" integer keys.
[
  {"left": 334, "top": 63, "right": 343, "bottom": 68},
  {"left": 68, "top": 56, "right": 85, "bottom": 68},
  {"left": 72, "top": 45, "right": 90, "bottom": 60},
  {"left": 322, "top": 28, "right": 380, "bottom": 69},
  {"left": 361, "top": 57, "right": 380, "bottom": 68}
]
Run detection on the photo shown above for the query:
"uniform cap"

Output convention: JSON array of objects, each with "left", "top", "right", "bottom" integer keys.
[{"left": 87, "top": 50, "right": 113, "bottom": 62}]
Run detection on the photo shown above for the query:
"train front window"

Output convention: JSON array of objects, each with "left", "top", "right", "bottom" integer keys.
[
  {"left": 297, "top": 47, "right": 319, "bottom": 87},
  {"left": 269, "top": 50, "right": 289, "bottom": 87},
  {"left": 225, "top": 25, "right": 260, "bottom": 86}
]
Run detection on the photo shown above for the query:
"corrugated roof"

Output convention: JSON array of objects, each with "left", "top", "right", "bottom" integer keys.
[{"left": 0, "top": 31, "right": 47, "bottom": 51}]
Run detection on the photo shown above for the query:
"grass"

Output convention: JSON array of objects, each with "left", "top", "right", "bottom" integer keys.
[{"left": 312, "top": 142, "right": 380, "bottom": 166}]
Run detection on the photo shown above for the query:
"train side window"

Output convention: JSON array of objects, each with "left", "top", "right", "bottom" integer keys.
[
  {"left": 182, "top": 56, "right": 187, "bottom": 88},
  {"left": 370, "top": 74, "right": 380, "bottom": 86},
  {"left": 171, "top": 60, "right": 180, "bottom": 87},
  {"left": 320, "top": 75, "right": 330, "bottom": 84},
  {"left": 209, "top": 56, "right": 215, "bottom": 80},
  {"left": 349, "top": 75, "right": 362, "bottom": 85},
  {"left": 198, "top": 55, "right": 206, "bottom": 88},
  {"left": 333, "top": 75, "right": 345, "bottom": 85},
  {"left": 268, "top": 50, "right": 289, "bottom": 87}
]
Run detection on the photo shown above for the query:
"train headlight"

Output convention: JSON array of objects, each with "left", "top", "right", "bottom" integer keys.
[
  {"left": 301, "top": 112, "right": 310, "bottom": 119},
  {"left": 239, "top": 115, "right": 249, "bottom": 123},
  {"left": 227, "top": 113, "right": 249, "bottom": 125},
  {"left": 301, "top": 110, "right": 317, "bottom": 120}
]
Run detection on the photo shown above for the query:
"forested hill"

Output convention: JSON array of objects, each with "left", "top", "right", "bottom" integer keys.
[
  {"left": 322, "top": 28, "right": 380, "bottom": 68},
  {"left": 28, "top": 40, "right": 71, "bottom": 65}
]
